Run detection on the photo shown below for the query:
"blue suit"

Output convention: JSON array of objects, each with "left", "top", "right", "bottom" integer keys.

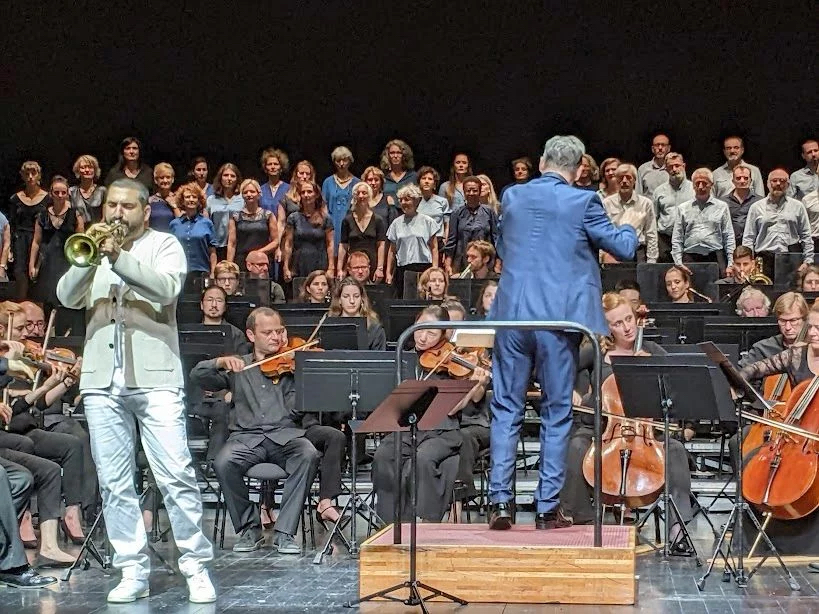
[{"left": 488, "top": 172, "right": 638, "bottom": 513}]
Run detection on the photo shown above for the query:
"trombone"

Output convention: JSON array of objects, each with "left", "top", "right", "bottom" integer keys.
[{"left": 64, "top": 221, "right": 127, "bottom": 267}]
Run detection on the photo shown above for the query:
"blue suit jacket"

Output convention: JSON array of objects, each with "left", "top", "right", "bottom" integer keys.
[{"left": 490, "top": 173, "right": 638, "bottom": 334}]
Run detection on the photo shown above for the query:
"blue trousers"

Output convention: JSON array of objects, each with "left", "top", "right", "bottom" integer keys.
[{"left": 489, "top": 329, "right": 580, "bottom": 513}]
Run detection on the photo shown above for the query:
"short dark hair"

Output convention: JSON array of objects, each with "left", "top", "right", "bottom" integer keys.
[
  {"left": 614, "top": 279, "right": 641, "bottom": 293},
  {"left": 733, "top": 246, "right": 754, "bottom": 260}
]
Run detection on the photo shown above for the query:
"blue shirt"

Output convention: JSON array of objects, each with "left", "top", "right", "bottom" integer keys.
[
  {"left": 169, "top": 214, "right": 217, "bottom": 273},
  {"left": 206, "top": 194, "right": 244, "bottom": 247},
  {"left": 260, "top": 180, "right": 290, "bottom": 213},
  {"left": 147, "top": 196, "right": 177, "bottom": 232},
  {"left": 383, "top": 170, "right": 418, "bottom": 199},
  {"left": 321, "top": 175, "right": 360, "bottom": 250}
]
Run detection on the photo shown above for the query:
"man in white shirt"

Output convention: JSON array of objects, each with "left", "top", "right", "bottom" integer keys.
[
  {"left": 712, "top": 136, "right": 765, "bottom": 198},
  {"left": 56, "top": 179, "right": 214, "bottom": 605},
  {"left": 790, "top": 139, "right": 819, "bottom": 200},
  {"left": 603, "top": 164, "right": 658, "bottom": 262},
  {"left": 637, "top": 133, "right": 671, "bottom": 197}
]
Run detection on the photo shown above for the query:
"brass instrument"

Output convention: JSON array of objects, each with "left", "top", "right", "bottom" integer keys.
[
  {"left": 453, "top": 264, "right": 472, "bottom": 279},
  {"left": 64, "top": 221, "right": 127, "bottom": 267},
  {"left": 746, "top": 257, "right": 772, "bottom": 284},
  {"left": 687, "top": 287, "right": 713, "bottom": 303}
]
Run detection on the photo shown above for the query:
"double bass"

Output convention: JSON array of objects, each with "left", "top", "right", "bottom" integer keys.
[
  {"left": 743, "top": 376, "right": 819, "bottom": 519},
  {"left": 581, "top": 314, "right": 666, "bottom": 509}
]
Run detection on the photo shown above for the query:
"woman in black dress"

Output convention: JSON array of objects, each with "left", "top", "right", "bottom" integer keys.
[
  {"left": 9, "top": 161, "right": 50, "bottom": 299},
  {"left": 69, "top": 154, "right": 106, "bottom": 225},
  {"left": 282, "top": 181, "right": 334, "bottom": 283},
  {"left": 29, "top": 176, "right": 83, "bottom": 311},
  {"left": 361, "top": 166, "right": 399, "bottom": 225},
  {"left": 275, "top": 160, "right": 316, "bottom": 269},
  {"left": 226, "top": 179, "right": 277, "bottom": 271},
  {"left": 335, "top": 182, "right": 386, "bottom": 282},
  {"left": 103, "top": 136, "right": 153, "bottom": 191}
]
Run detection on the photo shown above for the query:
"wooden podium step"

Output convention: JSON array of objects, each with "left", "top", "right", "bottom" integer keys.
[{"left": 359, "top": 523, "right": 636, "bottom": 605}]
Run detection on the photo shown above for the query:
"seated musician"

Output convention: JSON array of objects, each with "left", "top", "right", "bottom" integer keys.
[
  {"left": 213, "top": 260, "right": 241, "bottom": 296},
  {"left": 715, "top": 246, "right": 757, "bottom": 284},
  {"left": 614, "top": 279, "right": 642, "bottom": 312},
  {"left": 244, "top": 250, "right": 286, "bottom": 304},
  {"left": 297, "top": 270, "right": 330, "bottom": 304},
  {"left": 201, "top": 286, "right": 250, "bottom": 353},
  {"left": 740, "top": 292, "right": 807, "bottom": 367},
  {"left": 190, "top": 307, "right": 320, "bottom": 554},
  {"left": 327, "top": 276, "right": 386, "bottom": 350},
  {"left": 664, "top": 265, "right": 709, "bottom": 303},
  {"left": 344, "top": 251, "right": 374, "bottom": 285},
  {"left": 475, "top": 280, "right": 497, "bottom": 318},
  {"left": 735, "top": 287, "right": 771, "bottom": 317},
  {"left": 460, "top": 240, "right": 499, "bottom": 281},
  {"left": 417, "top": 266, "right": 449, "bottom": 301},
  {"left": 796, "top": 264, "right": 819, "bottom": 293},
  {"left": 372, "top": 305, "right": 489, "bottom": 522},
  {"left": 562, "top": 293, "right": 693, "bottom": 549}
]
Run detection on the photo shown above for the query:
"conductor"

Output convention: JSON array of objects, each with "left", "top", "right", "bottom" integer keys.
[{"left": 487, "top": 136, "right": 640, "bottom": 530}]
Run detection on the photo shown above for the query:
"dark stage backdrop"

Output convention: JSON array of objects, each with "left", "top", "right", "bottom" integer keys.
[{"left": 1, "top": 1, "right": 815, "bottom": 203}]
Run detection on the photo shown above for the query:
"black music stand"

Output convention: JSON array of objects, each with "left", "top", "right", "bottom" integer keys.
[
  {"left": 294, "top": 351, "right": 418, "bottom": 564},
  {"left": 695, "top": 342, "right": 799, "bottom": 591},
  {"left": 61, "top": 508, "right": 112, "bottom": 581},
  {"left": 611, "top": 354, "right": 734, "bottom": 563},
  {"left": 345, "top": 379, "right": 473, "bottom": 612}
]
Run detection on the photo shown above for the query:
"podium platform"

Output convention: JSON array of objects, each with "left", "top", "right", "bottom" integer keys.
[{"left": 359, "top": 523, "right": 636, "bottom": 605}]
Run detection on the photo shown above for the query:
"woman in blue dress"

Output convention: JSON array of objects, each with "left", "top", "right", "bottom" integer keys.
[{"left": 321, "top": 146, "right": 359, "bottom": 251}]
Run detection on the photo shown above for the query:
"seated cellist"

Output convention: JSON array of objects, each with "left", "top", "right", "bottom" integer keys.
[{"left": 561, "top": 292, "right": 694, "bottom": 551}]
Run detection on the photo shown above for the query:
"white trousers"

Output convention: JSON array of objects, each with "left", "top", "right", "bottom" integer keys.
[{"left": 83, "top": 389, "right": 213, "bottom": 579}]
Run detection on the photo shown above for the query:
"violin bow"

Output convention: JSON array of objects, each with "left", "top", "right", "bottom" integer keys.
[
  {"left": 306, "top": 312, "right": 329, "bottom": 345},
  {"left": 421, "top": 345, "right": 457, "bottom": 381},
  {"left": 2, "top": 314, "right": 9, "bottom": 430},
  {"left": 31, "top": 309, "right": 57, "bottom": 390}
]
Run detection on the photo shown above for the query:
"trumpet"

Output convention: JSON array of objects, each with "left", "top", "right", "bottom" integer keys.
[
  {"left": 64, "top": 221, "right": 127, "bottom": 267},
  {"left": 745, "top": 257, "right": 773, "bottom": 285}
]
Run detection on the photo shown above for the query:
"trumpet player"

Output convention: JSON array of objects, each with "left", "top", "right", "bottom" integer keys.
[{"left": 55, "top": 179, "right": 215, "bottom": 604}]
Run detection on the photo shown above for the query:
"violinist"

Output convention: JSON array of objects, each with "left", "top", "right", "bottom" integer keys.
[
  {"left": 417, "top": 266, "right": 449, "bottom": 301},
  {"left": 563, "top": 293, "right": 694, "bottom": 548},
  {"left": 614, "top": 279, "right": 642, "bottom": 312},
  {"left": 19, "top": 301, "right": 45, "bottom": 339},
  {"left": 201, "top": 286, "right": 250, "bottom": 354},
  {"left": 475, "top": 280, "right": 498, "bottom": 318},
  {"left": 0, "top": 301, "right": 88, "bottom": 550},
  {"left": 190, "top": 307, "right": 320, "bottom": 555},
  {"left": 297, "top": 270, "right": 330, "bottom": 304},
  {"left": 327, "top": 276, "right": 386, "bottom": 350},
  {"left": 371, "top": 306, "right": 489, "bottom": 523}
]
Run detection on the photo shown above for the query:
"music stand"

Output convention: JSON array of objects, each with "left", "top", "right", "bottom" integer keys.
[
  {"left": 702, "top": 317, "right": 779, "bottom": 354},
  {"left": 610, "top": 354, "right": 735, "bottom": 563},
  {"left": 294, "top": 351, "right": 417, "bottom": 564},
  {"left": 384, "top": 300, "right": 439, "bottom": 342},
  {"left": 345, "top": 379, "right": 473, "bottom": 611},
  {"left": 695, "top": 342, "right": 799, "bottom": 591},
  {"left": 61, "top": 509, "right": 112, "bottom": 581},
  {"left": 286, "top": 317, "right": 366, "bottom": 350}
]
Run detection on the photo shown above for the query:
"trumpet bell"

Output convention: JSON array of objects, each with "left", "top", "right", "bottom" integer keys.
[{"left": 64, "top": 233, "right": 100, "bottom": 268}]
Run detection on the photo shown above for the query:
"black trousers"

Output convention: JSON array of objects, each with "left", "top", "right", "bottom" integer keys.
[
  {"left": 20, "top": 428, "right": 84, "bottom": 507},
  {"left": 213, "top": 435, "right": 320, "bottom": 536},
  {"left": 47, "top": 418, "right": 97, "bottom": 514},
  {"left": 372, "top": 429, "right": 461, "bottom": 522},
  {"left": 456, "top": 425, "right": 490, "bottom": 496},
  {"left": 0, "top": 460, "right": 31, "bottom": 572},
  {"left": 560, "top": 425, "right": 693, "bottom": 525},
  {"left": 682, "top": 250, "right": 727, "bottom": 276},
  {"left": 189, "top": 399, "right": 230, "bottom": 461},
  {"left": 304, "top": 425, "right": 347, "bottom": 500},
  {"left": 0, "top": 446, "right": 62, "bottom": 522},
  {"left": 657, "top": 233, "right": 673, "bottom": 263}
]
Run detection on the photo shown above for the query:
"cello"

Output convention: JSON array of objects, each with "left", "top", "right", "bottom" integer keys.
[
  {"left": 742, "top": 376, "right": 819, "bottom": 520},
  {"left": 582, "top": 312, "right": 666, "bottom": 509}
]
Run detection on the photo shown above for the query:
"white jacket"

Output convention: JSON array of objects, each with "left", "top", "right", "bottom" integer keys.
[{"left": 56, "top": 229, "right": 187, "bottom": 391}]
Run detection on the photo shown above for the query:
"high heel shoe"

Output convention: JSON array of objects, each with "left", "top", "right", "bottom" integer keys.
[
  {"left": 315, "top": 506, "right": 342, "bottom": 525},
  {"left": 22, "top": 538, "right": 38, "bottom": 550},
  {"left": 60, "top": 519, "right": 86, "bottom": 546}
]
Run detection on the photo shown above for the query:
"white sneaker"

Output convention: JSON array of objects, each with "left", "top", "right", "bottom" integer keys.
[
  {"left": 107, "top": 577, "right": 149, "bottom": 603},
  {"left": 187, "top": 569, "right": 216, "bottom": 603}
]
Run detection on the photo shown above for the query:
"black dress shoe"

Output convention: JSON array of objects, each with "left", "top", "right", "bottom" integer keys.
[
  {"left": 808, "top": 562, "right": 819, "bottom": 572},
  {"left": 535, "top": 508, "right": 573, "bottom": 530},
  {"left": 0, "top": 567, "right": 57, "bottom": 588},
  {"left": 488, "top": 502, "right": 513, "bottom": 530}
]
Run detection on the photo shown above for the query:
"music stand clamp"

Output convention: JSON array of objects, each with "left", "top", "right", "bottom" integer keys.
[
  {"left": 694, "top": 342, "right": 799, "bottom": 591},
  {"left": 345, "top": 379, "right": 473, "bottom": 611},
  {"left": 611, "top": 354, "right": 735, "bottom": 564}
]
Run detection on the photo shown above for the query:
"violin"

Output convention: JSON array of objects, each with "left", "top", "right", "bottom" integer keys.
[
  {"left": 23, "top": 340, "right": 78, "bottom": 369},
  {"left": 419, "top": 340, "right": 486, "bottom": 379},
  {"left": 241, "top": 313, "right": 328, "bottom": 380}
]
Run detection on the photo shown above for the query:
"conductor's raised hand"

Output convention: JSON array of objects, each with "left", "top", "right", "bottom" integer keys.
[{"left": 216, "top": 355, "right": 246, "bottom": 373}]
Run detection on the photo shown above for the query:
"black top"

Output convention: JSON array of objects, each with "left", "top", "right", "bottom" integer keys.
[
  {"left": 286, "top": 211, "right": 333, "bottom": 277},
  {"left": 340, "top": 212, "right": 387, "bottom": 276},
  {"left": 370, "top": 194, "right": 400, "bottom": 226},
  {"left": 232, "top": 208, "right": 272, "bottom": 269},
  {"left": 9, "top": 193, "right": 49, "bottom": 233},
  {"left": 32, "top": 206, "right": 79, "bottom": 304},
  {"left": 739, "top": 344, "right": 813, "bottom": 388},
  {"left": 190, "top": 354, "right": 306, "bottom": 447},
  {"left": 367, "top": 321, "right": 387, "bottom": 350},
  {"left": 104, "top": 164, "right": 154, "bottom": 192}
]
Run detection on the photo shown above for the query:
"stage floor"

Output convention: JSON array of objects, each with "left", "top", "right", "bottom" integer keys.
[{"left": 2, "top": 509, "right": 819, "bottom": 613}]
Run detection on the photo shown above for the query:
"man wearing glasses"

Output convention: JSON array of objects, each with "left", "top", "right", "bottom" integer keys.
[
  {"left": 740, "top": 292, "right": 808, "bottom": 368},
  {"left": 637, "top": 133, "right": 672, "bottom": 197}
]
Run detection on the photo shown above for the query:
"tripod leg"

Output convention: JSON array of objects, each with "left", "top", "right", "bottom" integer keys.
[
  {"left": 666, "top": 496, "right": 701, "bottom": 566},
  {"left": 313, "top": 496, "right": 353, "bottom": 564},
  {"left": 344, "top": 581, "right": 412, "bottom": 607},
  {"left": 746, "top": 512, "right": 771, "bottom": 559},
  {"left": 415, "top": 581, "right": 470, "bottom": 605},
  {"left": 742, "top": 507, "right": 800, "bottom": 590},
  {"left": 696, "top": 505, "right": 737, "bottom": 591}
]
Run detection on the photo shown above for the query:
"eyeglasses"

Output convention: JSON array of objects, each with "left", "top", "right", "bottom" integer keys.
[
  {"left": 25, "top": 320, "right": 45, "bottom": 330},
  {"left": 215, "top": 276, "right": 237, "bottom": 283},
  {"left": 777, "top": 317, "right": 804, "bottom": 327},
  {"left": 203, "top": 298, "right": 225, "bottom": 305}
]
